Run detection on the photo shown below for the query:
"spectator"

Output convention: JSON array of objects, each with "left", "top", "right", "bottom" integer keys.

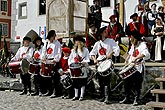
[
  {"left": 147, "top": 3, "right": 158, "bottom": 30},
  {"left": 158, "top": 6, "right": 165, "bottom": 23},
  {"left": 151, "top": 18, "right": 165, "bottom": 62}
]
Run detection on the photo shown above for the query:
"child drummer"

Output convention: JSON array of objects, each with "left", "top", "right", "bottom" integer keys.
[
  {"left": 119, "top": 31, "right": 150, "bottom": 106},
  {"left": 68, "top": 35, "right": 90, "bottom": 101},
  {"left": 58, "top": 47, "right": 73, "bottom": 99}
]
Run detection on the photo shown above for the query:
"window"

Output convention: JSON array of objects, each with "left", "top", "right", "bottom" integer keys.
[
  {"left": 0, "top": 23, "right": 8, "bottom": 36},
  {"left": 1, "top": 0, "right": 8, "bottom": 12},
  {"left": 18, "top": 2, "right": 27, "bottom": 19},
  {"left": 39, "top": 0, "right": 46, "bottom": 15},
  {"left": 101, "top": 0, "right": 110, "bottom": 7}
]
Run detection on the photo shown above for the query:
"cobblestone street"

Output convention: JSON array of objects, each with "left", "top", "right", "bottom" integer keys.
[{"left": 0, "top": 90, "right": 152, "bottom": 110}]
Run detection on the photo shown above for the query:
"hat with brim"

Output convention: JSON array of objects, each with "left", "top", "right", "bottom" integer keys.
[
  {"left": 23, "top": 37, "right": 31, "bottom": 42},
  {"left": 130, "top": 31, "right": 142, "bottom": 41},
  {"left": 130, "top": 13, "right": 138, "bottom": 19},
  {"left": 62, "top": 47, "right": 71, "bottom": 53},
  {"left": 109, "top": 15, "right": 116, "bottom": 20},
  {"left": 33, "top": 37, "right": 42, "bottom": 44},
  {"left": 73, "top": 35, "right": 85, "bottom": 43}
]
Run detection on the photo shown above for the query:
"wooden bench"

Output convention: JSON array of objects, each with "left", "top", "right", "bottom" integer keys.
[{"left": 146, "top": 101, "right": 165, "bottom": 109}]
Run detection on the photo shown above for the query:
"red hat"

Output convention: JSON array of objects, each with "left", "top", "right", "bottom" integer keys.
[
  {"left": 109, "top": 15, "right": 116, "bottom": 20},
  {"left": 62, "top": 47, "right": 71, "bottom": 53}
]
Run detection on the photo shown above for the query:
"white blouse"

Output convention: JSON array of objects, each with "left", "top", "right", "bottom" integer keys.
[
  {"left": 90, "top": 38, "right": 120, "bottom": 61},
  {"left": 41, "top": 40, "right": 62, "bottom": 62},
  {"left": 13, "top": 46, "right": 33, "bottom": 61},
  {"left": 128, "top": 42, "right": 150, "bottom": 73},
  {"left": 68, "top": 47, "right": 90, "bottom": 65}
]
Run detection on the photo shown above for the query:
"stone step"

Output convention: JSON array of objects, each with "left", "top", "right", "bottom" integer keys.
[
  {"left": 146, "top": 101, "right": 165, "bottom": 109},
  {"left": 151, "top": 89, "right": 165, "bottom": 94},
  {"left": 155, "top": 78, "right": 165, "bottom": 82}
]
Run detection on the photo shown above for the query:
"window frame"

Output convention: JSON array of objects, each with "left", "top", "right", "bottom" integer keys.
[
  {"left": 101, "top": 0, "right": 111, "bottom": 8},
  {"left": 18, "top": 2, "right": 27, "bottom": 19},
  {"left": 1, "top": 0, "right": 8, "bottom": 13},
  {"left": 39, "top": 0, "right": 46, "bottom": 15},
  {"left": 0, "top": 23, "right": 8, "bottom": 37}
]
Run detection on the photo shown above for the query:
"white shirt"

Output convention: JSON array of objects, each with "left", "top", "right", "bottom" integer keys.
[
  {"left": 128, "top": 42, "right": 150, "bottom": 73},
  {"left": 90, "top": 38, "right": 120, "bottom": 61},
  {"left": 13, "top": 46, "right": 33, "bottom": 61},
  {"left": 41, "top": 40, "right": 62, "bottom": 62},
  {"left": 68, "top": 47, "right": 90, "bottom": 65},
  {"left": 33, "top": 46, "right": 43, "bottom": 61}
]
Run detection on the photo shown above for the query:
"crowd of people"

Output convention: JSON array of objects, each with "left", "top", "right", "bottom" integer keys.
[{"left": 3, "top": 0, "right": 165, "bottom": 107}]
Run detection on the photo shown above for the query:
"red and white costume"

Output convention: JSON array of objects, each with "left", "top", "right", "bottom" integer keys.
[
  {"left": 90, "top": 38, "right": 120, "bottom": 61},
  {"left": 128, "top": 42, "right": 150, "bottom": 73},
  {"left": 41, "top": 40, "right": 62, "bottom": 62},
  {"left": 12, "top": 46, "right": 33, "bottom": 61}
]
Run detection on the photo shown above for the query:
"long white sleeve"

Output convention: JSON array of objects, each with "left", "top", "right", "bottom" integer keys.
[{"left": 110, "top": 39, "right": 120, "bottom": 56}]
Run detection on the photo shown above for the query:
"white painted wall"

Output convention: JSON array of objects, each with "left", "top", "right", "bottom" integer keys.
[{"left": 13, "top": 0, "right": 46, "bottom": 42}]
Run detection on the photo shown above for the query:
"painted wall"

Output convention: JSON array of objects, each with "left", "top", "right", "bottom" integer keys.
[{"left": 11, "top": 0, "right": 46, "bottom": 42}]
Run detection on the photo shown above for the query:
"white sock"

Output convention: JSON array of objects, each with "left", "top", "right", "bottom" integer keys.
[
  {"left": 74, "top": 88, "right": 78, "bottom": 98},
  {"left": 80, "top": 86, "right": 85, "bottom": 98}
]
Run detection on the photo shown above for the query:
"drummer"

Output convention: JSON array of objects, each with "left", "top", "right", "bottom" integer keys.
[
  {"left": 12, "top": 36, "right": 33, "bottom": 95},
  {"left": 68, "top": 35, "right": 90, "bottom": 101},
  {"left": 119, "top": 31, "right": 150, "bottom": 106},
  {"left": 31, "top": 37, "right": 44, "bottom": 96},
  {"left": 41, "top": 30, "right": 62, "bottom": 98},
  {"left": 90, "top": 24, "right": 120, "bottom": 104},
  {"left": 58, "top": 47, "right": 73, "bottom": 99}
]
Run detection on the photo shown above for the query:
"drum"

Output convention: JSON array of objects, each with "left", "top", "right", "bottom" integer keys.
[
  {"left": 69, "top": 63, "right": 82, "bottom": 78},
  {"left": 28, "top": 62, "right": 40, "bottom": 74},
  {"left": 20, "top": 58, "right": 30, "bottom": 74},
  {"left": 97, "top": 59, "right": 114, "bottom": 77},
  {"left": 60, "top": 74, "right": 73, "bottom": 89},
  {"left": 119, "top": 63, "right": 137, "bottom": 79},
  {"left": 41, "top": 62, "right": 54, "bottom": 77},
  {"left": 8, "top": 61, "right": 21, "bottom": 74}
]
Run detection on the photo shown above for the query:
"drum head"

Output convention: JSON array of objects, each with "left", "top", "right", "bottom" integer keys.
[
  {"left": 97, "top": 59, "right": 112, "bottom": 72},
  {"left": 20, "top": 58, "right": 30, "bottom": 74},
  {"left": 119, "top": 63, "right": 135, "bottom": 74}
]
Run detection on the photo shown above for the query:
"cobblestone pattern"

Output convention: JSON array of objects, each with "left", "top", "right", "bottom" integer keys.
[{"left": 0, "top": 91, "right": 152, "bottom": 110}]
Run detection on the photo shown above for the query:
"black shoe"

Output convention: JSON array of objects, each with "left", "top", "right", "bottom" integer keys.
[
  {"left": 133, "top": 96, "right": 139, "bottom": 106},
  {"left": 119, "top": 97, "right": 130, "bottom": 104},
  {"left": 50, "top": 94, "right": 57, "bottom": 98},
  {"left": 79, "top": 97, "right": 84, "bottom": 101},
  {"left": 104, "top": 97, "right": 110, "bottom": 104},
  {"left": 19, "top": 90, "right": 27, "bottom": 95},
  {"left": 31, "top": 92, "right": 39, "bottom": 96},
  {"left": 39, "top": 92, "right": 43, "bottom": 97},
  {"left": 27, "top": 92, "right": 31, "bottom": 96},
  {"left": 72, "top": 97, "right": 79, "bottom": 101},
  {"left": 99, "top": 97, "right": 105, "bottom": 102}
]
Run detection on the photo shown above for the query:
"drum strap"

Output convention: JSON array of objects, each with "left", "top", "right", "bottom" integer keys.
[{"left": 26, "top": 46, "right": 31, "bottom": 54}]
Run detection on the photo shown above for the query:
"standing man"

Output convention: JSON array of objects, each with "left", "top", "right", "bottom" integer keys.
[
  {"left": 126, "top": 13, "right": 145, "bottom": 50},
  {"left": 90, "top": 25, "right": 120, "bottom": 104},
  {"left": 41, "top": 30, "right": 62, "bottom": 97},
  {"left": 119, "top": 31, "right": 150, "bottom": 106},
  {"left": 107, "top": 15, "right": 125, "bottom": 63},
  {"left": 12, "top": 36, "right": 33, "bottom": 95},
  {"left": 89, "top": 0, "right": 102, "bottom": 32},
  {"left": 66, "top": 32, "right": 76, "bottom": 49}
]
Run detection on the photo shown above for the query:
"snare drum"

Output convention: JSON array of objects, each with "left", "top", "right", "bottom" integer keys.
[
  {"left": 60, "top": 74, "right": 72, "bottom": 89},
  {"left": 41, "top": 63, "right": 54, "bottom": 77},
  {"left": 28, "top": 62, "right": 40, "bottom": 75},
  {"left": 8, "top": 61, "right": 21, "bottom": 74},
  {"left": 69, "top": 63, "right": 82, "bottom": 78},
  {"left": 97, "top": 59, "right": 114, "bottom": 77},
  {"left": 119, "top": 63, "right": 137, "bottom": 79}
]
